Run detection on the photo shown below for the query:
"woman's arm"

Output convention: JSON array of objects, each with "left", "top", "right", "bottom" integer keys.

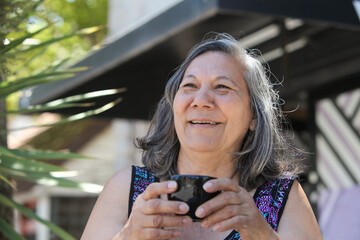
[
  {"left": 81, "top": 167, "right": 132, "bottom": 240},
  {"left": 277, "top": 180, "right": 322, "bottom": 239}
]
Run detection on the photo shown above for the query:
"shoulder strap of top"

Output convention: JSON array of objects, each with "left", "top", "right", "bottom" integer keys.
[
  {"left": 128, "top": 165, "right": 159, "bottom": 217},
  {"left": 253, "top": 177, "right": 295, "bottom": 231}
]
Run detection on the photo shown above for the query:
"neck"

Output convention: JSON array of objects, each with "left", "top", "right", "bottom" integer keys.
[{"left": 177, "top": 148, "right": 237, "bottom": 179}]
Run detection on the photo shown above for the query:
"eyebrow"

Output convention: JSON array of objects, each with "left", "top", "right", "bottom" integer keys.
[
  {"left": 183, "top": 74, "right": 196, "bottom": 80},
  {"left": 183, "top": 74, "right": 240, "bottom": 88},
  {"left": 184, "top": 74, "right": 235, "bottom": 83},
  {"left": 217, "top": 76, "right": 240, "bottom": 89}
]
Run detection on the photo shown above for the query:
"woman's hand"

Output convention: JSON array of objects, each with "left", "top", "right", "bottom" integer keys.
[
  {"left": 115, "top": 181, "right": 192, "bottom": 240},
  {"left": 195, "top": 178, "right": 280, "bottom": 240}
]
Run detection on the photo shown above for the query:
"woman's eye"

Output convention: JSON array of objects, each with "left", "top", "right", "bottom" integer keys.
[
  {"left": 183, "top": 83, "right": 197, "bottom": 88},
  {"left": 216, "top": 84, "right": 230, "bottom": 89}
]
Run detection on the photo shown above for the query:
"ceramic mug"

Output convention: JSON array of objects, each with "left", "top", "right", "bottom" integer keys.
[{"left": 168, "top": 175, "right": 221, "bottom": 221}]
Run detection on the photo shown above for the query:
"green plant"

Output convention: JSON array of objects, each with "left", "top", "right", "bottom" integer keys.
[{"left": 0, "top": 1, "right": 119, "bottom": 239}]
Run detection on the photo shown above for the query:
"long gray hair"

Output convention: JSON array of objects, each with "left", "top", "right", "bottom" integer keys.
[{"left": 136, "top": 33, "right": 303, "bottom": 190}]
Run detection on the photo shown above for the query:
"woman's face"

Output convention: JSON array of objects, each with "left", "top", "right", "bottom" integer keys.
[{"left": 173, "top": 51, "right": 256, "bottom": 154}]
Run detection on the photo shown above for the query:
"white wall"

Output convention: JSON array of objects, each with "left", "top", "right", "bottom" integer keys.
[
  {"left": 107, "top": 0, "right": 182, "bottom": 40},
  {"left": 63, "top": 118, "right": 149, "bottom": 186}
]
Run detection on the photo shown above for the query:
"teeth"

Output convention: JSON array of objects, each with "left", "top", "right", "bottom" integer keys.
[{"left": 191, "top": 121, "right": 217, "bottom": 125}]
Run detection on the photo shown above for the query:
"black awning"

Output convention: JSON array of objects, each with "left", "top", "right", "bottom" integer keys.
[{"left": 29, "top": 0, "right": 360, "bottom": 120}]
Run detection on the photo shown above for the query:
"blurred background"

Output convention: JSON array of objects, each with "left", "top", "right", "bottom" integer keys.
[{"left": 4, "top": 0, "right": 360, "bottom": 239}]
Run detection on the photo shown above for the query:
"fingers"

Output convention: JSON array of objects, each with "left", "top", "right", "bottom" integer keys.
[
  {"left": 203, "top": 178, "right": 240, "bottom": 193},
  {"left": 195, "top": 178, "right": 253, "bottom": 222},
  {"left": 201, "top": 204, "right": 244, "bottom": 229},
  {"left": 137, "top": 215, "right": 192, "bottom": 239},
  {"left": 136, "top": 181, "right": 189, "bottom": 215},
  {"left": 142, "top": 214, "right": 192, "bottom": 228},
  {"left": 195, "top": 191, "right": 241, "bottom": 218},
  {"left": 207, "top": 215, "right": 245, "bottom": 232},
  {"left": 142, "top": 181, "right": 178, "bottom": 200},
  {"left": 191, "top": 178, "right": 265, "bottom": 234},
  {"left": 126, "top": 181, "right": 192, "bottom": 239},
  {"left": 142, "top": 198, "right": 189, "bottom": 215}
]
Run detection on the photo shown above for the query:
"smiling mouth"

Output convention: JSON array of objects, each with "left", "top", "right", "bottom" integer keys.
[{"left": 190, "top": 121, "right": 220, "bottom": 125}]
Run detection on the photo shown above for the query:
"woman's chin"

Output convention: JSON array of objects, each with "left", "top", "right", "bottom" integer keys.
[{"left": 185, "top": 142, "right": 220, "bottom": 153}]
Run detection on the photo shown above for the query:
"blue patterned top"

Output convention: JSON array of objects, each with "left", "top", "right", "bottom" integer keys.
[{"left": 128, "top": 166, "right": 295, "bottom": 240}]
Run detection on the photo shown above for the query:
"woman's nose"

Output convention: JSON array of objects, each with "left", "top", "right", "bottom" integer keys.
[{"left": 190, "top": 88, "right": 215, "bottom": 109}]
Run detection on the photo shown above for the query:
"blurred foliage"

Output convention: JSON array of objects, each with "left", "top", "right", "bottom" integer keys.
[
  {"left": 3, "top": 0, "right": 108, "bottom": 111},
  {"left": 0, "top": 0, "right": 117, "bottom": 239}
]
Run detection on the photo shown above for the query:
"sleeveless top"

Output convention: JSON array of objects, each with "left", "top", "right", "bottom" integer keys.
[{"left": 128, "top": 166, "right": 295, "bottom": 240}]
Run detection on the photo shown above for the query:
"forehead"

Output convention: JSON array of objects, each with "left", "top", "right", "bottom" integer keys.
[
  {"left": 186, "top": 51, "right": 244, "bottom": 74},
  {"left": 183, "top": 51, "right": 247, "bottom": 84}
]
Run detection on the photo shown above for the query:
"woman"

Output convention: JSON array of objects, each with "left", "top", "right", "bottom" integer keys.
[{"left": 81, "top": 33, "right": 322, "bottom": 240}]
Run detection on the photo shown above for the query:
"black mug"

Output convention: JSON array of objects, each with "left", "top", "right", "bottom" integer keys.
[{"left": 168, "top": 175, "right": 221, "bottom": 221}]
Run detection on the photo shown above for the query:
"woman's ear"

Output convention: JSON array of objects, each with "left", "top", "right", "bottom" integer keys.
[{"left": 249, "top": 118, "right": 257, "bottom": 131}]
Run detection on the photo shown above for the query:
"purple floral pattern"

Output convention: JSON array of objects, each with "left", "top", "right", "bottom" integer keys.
[{"left": 128, "top": 166, "right": 158, "bottom": 216}]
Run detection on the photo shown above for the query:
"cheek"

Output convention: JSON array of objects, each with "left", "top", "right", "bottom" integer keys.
[
  {"left": 173, "top": 94, "right": 182, "bottom": 119},
  {"left": 224, "top": 101, "right": 253, "bottom": 130},
  {"left": 173, "top": 92, "right": 191, "bottom": 116},
  {"left": 173, "top": 93, "right": 186, "bottom": 131}
]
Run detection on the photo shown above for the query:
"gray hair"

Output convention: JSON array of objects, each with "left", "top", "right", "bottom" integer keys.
[{"left": 136, "top": 33, "right": 303, "bottom": 190}]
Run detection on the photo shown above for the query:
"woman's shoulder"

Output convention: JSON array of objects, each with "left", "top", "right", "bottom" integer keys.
[
  {"left": 94, "top": 166, "right": 134, "bottom": 215},
  {"left": 104, "top": 165, "right": 155, "bottom": 191},
  {"left": 107, "top": 165, "right": 157, "bottom": 201},
  {"left": 99, "top": 166, "right": 134, "bottom": 200},
  {"left": 81, "top": 166, "right": 133, "bottom": 239},
  {"left": 108, "top": 165, "right": 133, "bottom": 184},
  {"left": 277, "top": 180, "right": 322, "bottom": 239}
]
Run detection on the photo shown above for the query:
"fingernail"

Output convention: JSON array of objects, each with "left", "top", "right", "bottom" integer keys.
[
  {"left": 213, "top": 224, "right": 221, "bottom": 232},
  {"left": 203, "top": 182, "right": 214, "bottom": 190},
  {"left": 182, "top": 217, "right": 191, "bottom": 225},
  {"left": 196, "top": 207, "right": 204, "bottom": 217},
  {"left": 179, "top": 203, "right": 189, "bottom": 213},
  {"left": 201, "top": 220, "right": 209, "bottom": 228},
  {"left": 168, "top": 181, "right": 176, "bottom": 189}
]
